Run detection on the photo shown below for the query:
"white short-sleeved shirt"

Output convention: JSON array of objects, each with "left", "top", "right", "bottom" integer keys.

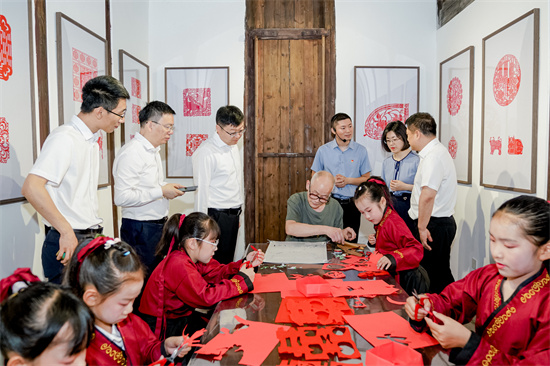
[
  {"left": 113, "top": 133, "right": 167, "bottom": 220},
  {"left": 29, "top": 115, "right": 102, "bottom": 229},
  {"left": 192, "top": 133, "right": 243, "bottom": 214},
  {"left": 408, "top": 138, "right": 457, "bottom": 219}
]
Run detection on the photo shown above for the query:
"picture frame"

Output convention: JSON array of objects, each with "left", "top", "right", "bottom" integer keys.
[
  {"left": 165, "top": 67, "right": 229, "bottom": 178},
  {"left": 480, "top": 8, "right": 539, "bottom": 193},
  {"left": 354, "top": 66, "right": 419, "bottom": 175},
  {"left": 439, "top": 46, "right": 474, "bottom": 185},
  {"left": 56, "top": 12, "right": 111, "bottom": 187},
  {"left": 119, "top": 50, "right": 149, "bottom": 144},
  {"left": 0, "top": 0, "right": 37, "bottom": 205}
]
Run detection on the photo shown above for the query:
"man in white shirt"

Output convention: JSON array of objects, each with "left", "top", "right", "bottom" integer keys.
[
  {"left": 192, "top": 105, "right": 244, "bottom": 264},
  {"left": 113, "top": 101, "right": 184, "bottom": 276},
  {"left": 22, "top": 76, "right": 130, "bottom": 283},
  {"left": 406, "top": 112, "right": 457, "bottom": 293}
]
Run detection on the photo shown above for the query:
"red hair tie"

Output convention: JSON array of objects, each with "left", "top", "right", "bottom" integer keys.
[
  {"left": 368, "top": 178, "right": 386, "bottom": 186},
  {"left": 0, "top": 268, "right": 40, "bottom": 302},
  {"left": 76, "top": 236, "right": 126, "bottom": 279}
]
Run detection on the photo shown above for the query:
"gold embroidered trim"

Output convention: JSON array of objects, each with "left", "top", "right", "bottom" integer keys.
[
  {"left": 493, "top": 279, "right": 502, "bottom": 310},
  {"left": 393, "top": 249, "right": 404, "bottom": 258},
  {"left": 231, "top": 278, "right": 244, "bottom": 294},
  {"left": 100, "top": 343, "right": 126, "bottom": 365},
  {"left": 520, "top": 273, "right": 550, "bottom": 303},
  {"left": 481, "top": 345, "right": 499, "bottom": 366},
  {"left": 486, "top": 307, "right": 516, "bottom": 337}
]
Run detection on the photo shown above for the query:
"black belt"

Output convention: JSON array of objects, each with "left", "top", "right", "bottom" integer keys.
[
  {"left": 210, "top": 207, "right": 242, "bottom": 216},
  {"left": 123, "top": 217, "right": 167, "bottom": 225},
  {"left": 391, "top": 192, "right": 411, "bottom": 200},
  {"left": 46, "top": 226, "right": 103, "bottom": 236},
  {"left": 332, "top": 195, "right": 353, "bottom": 204}
]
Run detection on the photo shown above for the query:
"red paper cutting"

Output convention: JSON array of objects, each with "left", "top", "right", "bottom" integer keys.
[
  {"left": 329, "top": 280, "right": 397, "bottom": 298},
  {"left": 343, "top": 311, "right": 438, "bottom": 349},
  {"left": 186, "top": 133, "right": 208, "bottom": 156},
  {"left": 508, "top": 136, "right": 523, "bottom": 155},
  {"left": 72, "top": 47, "right": 98, "bottom": 102},
  {"left": 323, "top": 271, "right": 345, "bottom": 279},
  {"left": 447, "top": 77, "right": 462, "bottom": 116},
  {"left": 250, "top": 272, "right": 293, "bottom": 294},
  {"left": 364, "top": 341, "right": 423, "bottom": 366},
  {"left": 277, "top": 326, "right": 361, "bottom": 361},
  {"left": 183, "top": 88, "right": 211, "bottom": 116},
  {"left": 275, "top": 297, "right": 353, "bottom": 325},
  {"left": 278, "top": 361, "right": 362, "bottom": 366},
  {"left": 364, "top": 104, "right": 409, "bottom": 140},
  {"left": 296, "top": 276, "right": 331, "bottom": 297},
  {"left": 281, "top": 279, "right": 344, "bottom": 298},
  {"left": 131, "top": 77, "right": 141, "bottom": 99},
  {"left": 0, "top": 117, "right": 9, "bottom": 163},
  {"left": 386, "top": 296, "right": 406, "bottom": 305},
  {"left": 352, "top": 297, "right": 367, "bottom": 308},
  {"left": 0, "top": 15, "right": 12, "bottom": 81},
  {"left": 448, "top": 136, "right": 457, "bottom": 159},
  {"left": 489, "top": 137, "right": 502, "bottom": 155},
  {"left": 195, "top": 316, "right": 288, "bottom": 366},
  {"left": 132, "top": 104, "right": 141, "bottom": 125},
  {"left": 493, "top": 54, "right": 521, "bottom": 106}
]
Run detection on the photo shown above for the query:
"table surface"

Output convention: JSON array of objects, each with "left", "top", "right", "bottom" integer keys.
[{"left": 189, "top": 242, "right": 451, "bottom": 366}]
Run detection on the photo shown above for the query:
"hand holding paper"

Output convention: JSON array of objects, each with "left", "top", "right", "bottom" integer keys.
[{"left": 425, "top": 311, "right": 471, "bottom": 349}]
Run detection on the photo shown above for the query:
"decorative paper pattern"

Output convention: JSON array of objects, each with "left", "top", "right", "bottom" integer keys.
[
  {"left": 0, "top": 117, "right": 9, "bottom": 163},
  {"left": 363, "top": 103, "right": 409, "bottom": 140},
  {"left": 132, "top": 104, "right": 141, "bottom": 126},
  {"left": 186, "top": 133, "right": 208, "bottom": 156},
  {"left": 0, "top": 15, "right": 12, "bottom": 81},
  {"left": 493, "top": 54, "right": 521, "bottom": 106},
  {"left": 183, "top": 88, "right": 211, "bottom": 116},
  {"left": 447, "top": 77, "right": 462, "bottom": 116},
  {"left": 275, "top": 297, "right": 354, "bottom": 325},
  {"left": 131, "top": 77, "right": 141, "bottom": 99},
  {"left": 71, "top": 47, "right": 98, "bottom": 102}
]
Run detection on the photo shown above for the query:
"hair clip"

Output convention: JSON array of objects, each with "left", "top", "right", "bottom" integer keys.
[{"left": 104, "top": 238, "right": 121, "bottom": 250}]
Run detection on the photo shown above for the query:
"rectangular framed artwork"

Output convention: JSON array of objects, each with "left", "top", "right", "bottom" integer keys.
[
  {"left": 165, "top": 67, "right": 229, "bottom": 178},
  {"left": 481, "top": 9, "right": 539, "bottom": 193},
  {"left": 354, "top": 66, "right": 419, "bottom": 175},
  {"left": 439, "top": 46, "right": 474, "bottom": 185},
  {"left": 56, "top": 12, "right": 111, "bottom": 187},
  {"left": 0, "top": 0, "right": 37, "bottom": 204},
  {"left": 119, "top": 50, "right": 149, "bottom": 144}
]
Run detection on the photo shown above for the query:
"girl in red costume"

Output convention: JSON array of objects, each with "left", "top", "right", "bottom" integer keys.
[
  {"left": 354, "top": 177, "right": 429, "bottom": 294},
  {"left": 405, "top": 195, "right": 550, "bottom": 365},
  {"left": 63, "top": 236, "right": 190, "bottom": 366},
  {"left": 139, "top": 212, "right": 265, "bottom": 341}
]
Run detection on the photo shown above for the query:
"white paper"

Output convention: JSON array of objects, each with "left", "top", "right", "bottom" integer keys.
[{"left": 263, "top": 241, "right": 328, "bottom": 264}]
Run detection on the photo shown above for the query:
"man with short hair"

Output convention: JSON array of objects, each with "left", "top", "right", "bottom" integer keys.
[
  {"left": 22, "top": 75, "right": 130, "bottom": 283},
  {"left": 192, "top": 105, "right": 245, "bottom": 264},
  {"left": 285, "top": 171, "right": 356, "bottom": 243},
  {"left": 113, "top": 101, "right": 184, "bottom": 276},
  {"left": 311, "top": 113, "right": 371, "bottom": 242},
  {"left": 406, "top": 112, "right": 457, "bottom": 293}
]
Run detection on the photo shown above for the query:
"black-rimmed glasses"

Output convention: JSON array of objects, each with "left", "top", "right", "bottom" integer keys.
[
  {"left": 105, "top": 108, "right": 126, "bottom": 119},
  {"left": 150, "top": 120, "right": 175, "bottom": 131},
  {"left": 309, "top": 192, "right": 330, "bottom": 204},
  {"left": 217, "top": 124, "right": 246, "bottom": 137}
]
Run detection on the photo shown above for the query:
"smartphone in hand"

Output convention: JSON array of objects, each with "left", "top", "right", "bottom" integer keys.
[{"left": 178, "top": 186, "right": 198, "bottom": 192}]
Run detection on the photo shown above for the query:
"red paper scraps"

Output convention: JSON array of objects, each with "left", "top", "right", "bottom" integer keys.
[
  {"left": 386, "top": 296, "right": 407, "bottom": 305},
  {"left": 323, "top": 271, "right": 346, "bottom": 279},
  {"left": 343, "top": 311, "right": 439, "bottom": 349},
  {"left": 275, "top": 297, "right": 354, "bottom": 325},
  {"left": 352, "top": 297, "right": 367, "bottom": 308},
  {"left": 364, "top": 341, "right": 423, "bottom": 366},
  {"left": 277, "top": 326, "right": 361, "bottom": 361},
  {"left": 278, "top": 361, "right": 363, "bottom": 366},
  {"left": 250, "top": 272, "right": 293, "bottom": 293},
  {"left": 296, "top": 276, "right": 331, "bottom": 297},
  {"left": 329, "top": 280, "right": 397, "bottom": 298},
  {"left": 195, "top": 316, "right": 289, "bottom": 366},
  {"left": 280, "top": 279, "right": 345, "bottom": 298}
]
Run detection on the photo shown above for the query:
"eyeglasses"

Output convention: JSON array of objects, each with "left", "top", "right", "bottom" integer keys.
[
  {"left": 218, "top": 124, "right": 246, "bottom": 137},
  {"left": 105, "top": 108, "right": 126, "bottom": 119},
  {"left": 193, "top": 237, "right": 219, "bottom": 247},
  {"left": 150, "top": 120, "right": 175, "bottom": 131},
  {"left": 384, "top": 137, "right": 401, "bottom": 145},
  {"left": 309, "top": 192, "right": 330, "bottom": 204}
]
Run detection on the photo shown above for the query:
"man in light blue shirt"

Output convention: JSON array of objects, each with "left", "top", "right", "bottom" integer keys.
[{"left": 311, "top": 113, "right": 371, "bottom": 242}]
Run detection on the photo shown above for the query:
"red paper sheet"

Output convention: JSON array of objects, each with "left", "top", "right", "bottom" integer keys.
[
  {"left": 195, "top": 316, "right": 289, "bottom": 366},
  {"left": 343, "top": 311, "right": 439, "bottom": 349},
  {"left": 280, "top": 279, "right": 344, "bottom": 298},
  {"left": 250, "top": 272, "right": 293, "bottom": 293},
  {"left": 278, "top": 361, "right": 363, "bottom": 366},
  {"left": 364, "top": 341, "right": 423, "bottom": 366},
  {"left": 329, "top": 280, "right": 398, "bottom": 298},
  {"left": 275, "top": 297, "right": 354, "bottom": 325}
]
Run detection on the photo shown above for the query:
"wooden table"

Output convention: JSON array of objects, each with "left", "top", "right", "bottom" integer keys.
[{"left": 189, "top": 242, "right": 451, "bottom": 365}]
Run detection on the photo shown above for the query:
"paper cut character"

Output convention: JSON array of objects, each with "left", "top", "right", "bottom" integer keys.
[
  {"left": 0, "top": 117, "right": 9, "bottom": 163},
  {"left": 493, "top": 54, "right": 521, "bottom": 106},
  {"left": 183, "top": 88, "right": 211, "bottom": 117},
  {"left": 448, "top": 136, "right": 457, "bottom": 159},
  {"left": 97, "top": 133, "right": 104, "bottom": 160},
  {"left": 489, "top": 137, "right": 502, "bottom": 155},
  {"left": 447, "top": 77, "right": 462, "bottom": 116},
  {"left": 0, "top": 15, "right": 13, "bottom": 81},
  {"left": 364, "top": 104, "right": 409, "bottom": 140},
  {"left": 132, "top": 104, "right": 141, "bottom": 124},
  {"left": 508, "top": 136, "right": 523, "bottom": 155},
  {"left": 186, "top": 134, "right": 208, "bottom": 156},
  {"left": 131, "top": 77, "right": 141, "bottom": 99},
  {"left": 72, "top": 48, "right": 98, "bottom": 102}
]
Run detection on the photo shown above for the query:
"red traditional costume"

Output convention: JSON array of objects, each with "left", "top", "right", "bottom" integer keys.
[
  {"left": 414, "top": 264, "right": 550, "bottom": 365},
  {"left": 139, "top": 249, "right": 253, "bottom": 337},
  {"left": 86, "top": 313, "right": 164, "bottom": 366}
]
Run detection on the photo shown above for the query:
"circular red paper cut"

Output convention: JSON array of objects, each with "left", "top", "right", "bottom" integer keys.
[
  {"left": 493, "top": 54, "right": 521, "bottom": 106},
  {"left": 364, "top": 104, "right": 408, "bottom": 140}
]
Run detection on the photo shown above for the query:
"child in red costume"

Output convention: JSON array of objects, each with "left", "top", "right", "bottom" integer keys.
[
  {"left": 354, "top": 177, "right": 429, "bottom": 294},
  {"left": 63, "top": 236, "right": 190, "bottom": 365},
  {"left": 405, "top": 195, "right": 550, "bottom": 365},
  {"left": 139, "top": 212, "right": 265, "bottom": 341}
]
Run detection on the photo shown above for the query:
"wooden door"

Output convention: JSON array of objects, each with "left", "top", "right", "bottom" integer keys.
[{"left": 254, "top": 37, "right": 325, "bottom": 242}]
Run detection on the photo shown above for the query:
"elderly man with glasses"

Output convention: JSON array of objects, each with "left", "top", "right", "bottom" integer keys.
[{"left": 285, "top": 171, "right": 356, "bottom": 243}]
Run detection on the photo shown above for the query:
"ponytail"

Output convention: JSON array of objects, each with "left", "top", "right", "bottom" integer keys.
[{"left": 354, "top": 176, "right": 393, "bottom": 209}]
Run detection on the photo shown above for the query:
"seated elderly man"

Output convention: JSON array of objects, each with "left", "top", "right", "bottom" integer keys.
[{"left": 285, "top": 171, "right": 356, "bottom": 243}]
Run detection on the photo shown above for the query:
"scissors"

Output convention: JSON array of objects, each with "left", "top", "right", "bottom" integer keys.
[
  {"left": 412, "top": 289, "right": 434, "bottom": 321},
  {"left": 148, "top": 335, "right": 189, "bottom": 366}
]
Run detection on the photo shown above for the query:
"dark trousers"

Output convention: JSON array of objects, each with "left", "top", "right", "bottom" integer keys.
[
  {"left": 390, "top": 193, "right": 415, "bottom": 234},
  {"left": 411, "top": 216, "right": 456, "bottom": 293},
  {"left": 208, "top": 208, "right": 240, "bottom": 264},
  {"left": 333, "top": 197, "right": 361, "bottom": 243},
  {"left": 42, "top": 226, "right": 103, "bottom": 284}
]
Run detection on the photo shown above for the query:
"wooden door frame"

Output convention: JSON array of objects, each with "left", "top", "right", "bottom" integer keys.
[{"left": 244, "top": 28, "right": 335, "bottom": 244}]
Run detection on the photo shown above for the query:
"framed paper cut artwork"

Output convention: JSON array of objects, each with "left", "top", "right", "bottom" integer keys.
[
  {"left": 119, "top": 50, "right": 149, "bottom": 144},
  {"left": 165, "top": 67, "right": 229, "bottom": 178},
  {"left": 354, "top": 66, "right": 419, "bottom": 175},
  {"left": 56, "top": 12, "right": 111, "bottom": 187},
  {"left": 0, "top": 0, "right": 37, "bottom": 204},
  {"left": 481, "top": 9, "right": 539, "bottom": 193},
  {"left": 439, "top": 46, "right": 474, "bottom": 185}
]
